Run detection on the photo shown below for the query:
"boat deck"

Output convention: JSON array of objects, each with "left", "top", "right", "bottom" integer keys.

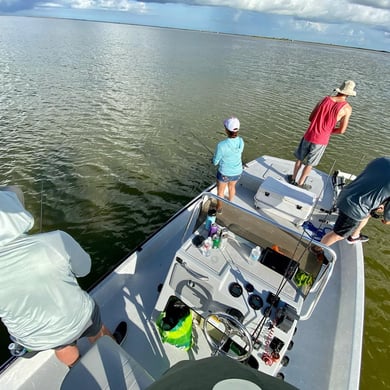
[{"left": 0, "top": 156, "right": 364, "bottom": 390}]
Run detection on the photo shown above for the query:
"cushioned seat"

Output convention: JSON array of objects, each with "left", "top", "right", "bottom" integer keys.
[{"left": 61, "top": 336, "right": 154, "bottom": 390}]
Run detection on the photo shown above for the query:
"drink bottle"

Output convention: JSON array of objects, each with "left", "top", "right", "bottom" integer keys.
[
  {"left": 201, "top": 237, "right": 212, "bottom": 257},
  {"left": 8, "top": 342, "right": 27, "bottom": 357},
  {"left": 249, "top": 246, "right": 261, "bottom": 262},
  {"left": 205, "top": 209, "right": 217, "bottom": 230},
  {"left": 208, "top": 223, "right": 218, "bottom": 237}
]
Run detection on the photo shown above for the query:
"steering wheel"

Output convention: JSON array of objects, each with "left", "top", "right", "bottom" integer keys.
[{"left": 202, "top": 312, "right": 253, "bottom": 361}]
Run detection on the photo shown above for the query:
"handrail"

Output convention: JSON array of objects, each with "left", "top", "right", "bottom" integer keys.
[
  {"left": 176, "top": 257, "right": 209, "bottom": 281},
  {"left": 181, "top": 198, "right": 203, "bottom": 245}
]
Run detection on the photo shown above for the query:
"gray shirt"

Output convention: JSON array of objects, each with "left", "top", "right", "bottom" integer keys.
[
  {"left": 337, "top": 156, "right": 390, "bottom": 221},
  {"left": 0, "top": 191, "right": 94, "bottom": 350}
]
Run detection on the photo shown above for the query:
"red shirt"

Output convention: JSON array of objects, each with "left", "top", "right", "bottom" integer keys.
[{"left": 303, "top": 96, "right": 347, "bottom": 145}]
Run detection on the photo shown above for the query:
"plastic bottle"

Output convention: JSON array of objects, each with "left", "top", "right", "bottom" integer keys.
[
  {"left": 212, "top": 234, "right": 220, "bottom": 249},
  {"left": 219, "top": 228, "right": 228, "bottom": 249},
  {"left": 249, "top": 246, "right": 261, "bottom": 262},
  {"left": 201, "top": 237, "right": 212, "bottom": 257},
  {"left": 8, "top": 342, "right": 27, "bottom": 357},
  {"left": 208, "top": 223, "right": 218, "bottom": 237},
  {"left": 205, "top": 209, "right": 217, "bottom": 230}
]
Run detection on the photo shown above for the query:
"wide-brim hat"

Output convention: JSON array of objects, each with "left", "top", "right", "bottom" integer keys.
[
  {"left": 335, "top": 80, "right": 356, "bottom": 96},
  {"left": 223, "top": 117, "right": 240, "bottom": 132}
]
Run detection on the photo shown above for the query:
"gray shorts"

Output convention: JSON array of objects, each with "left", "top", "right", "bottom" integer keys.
[
  {"left": 294, "top": 138, "right": 326, "bottom": 166},
  {"left": 333, "top": 211, "right": 360, "bottom": 237},
  {"left": 55, "top": 300, "right": 102, "bottom": 350}
]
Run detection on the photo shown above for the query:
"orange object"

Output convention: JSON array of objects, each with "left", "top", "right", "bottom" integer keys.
[{"left": 272, "top": 245, "right": 284, "bottom": 254}]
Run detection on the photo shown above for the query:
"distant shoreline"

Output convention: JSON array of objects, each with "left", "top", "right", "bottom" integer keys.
[{"left": 2, "top": 14, "right": 388, "bottom": 54}]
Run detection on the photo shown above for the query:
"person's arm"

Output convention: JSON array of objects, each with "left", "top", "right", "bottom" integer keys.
[
  {"left": 332, "top": 104, "right": 352, "bottom": 134},
  {"left": 212, "top": 144, "right": 221, "bottom": 166},
  {"left": 58, "top": 231, "right": 92, "bottom": 277}
]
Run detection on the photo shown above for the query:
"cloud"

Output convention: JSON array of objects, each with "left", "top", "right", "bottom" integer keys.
[
  {"left": 0, "top": 0, "right": 147, "bottom": 12},
  {"left": 69, "top": 0, "right": 142, "bottom": 11},
  {"left": 137, "top": 0, "right": 390, "bottom": 30},
  {"left": 0, "top": 0, "right": 39, "bottom": 12},
  {"left": 351, "top": 0, "right": 390, "bottom": 10},
  {"left": 291, "top": 20, "right": 329, "bottom": 34},
  {"left": 1, "top": 0, "right": 389, "bottom": 34}
]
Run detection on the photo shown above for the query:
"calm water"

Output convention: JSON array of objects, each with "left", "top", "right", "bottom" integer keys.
[{"left": 0, "top": 16, "right": 389, "bottom": 388}]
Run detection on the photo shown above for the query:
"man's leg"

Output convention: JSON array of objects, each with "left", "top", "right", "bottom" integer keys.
[
  {"left": 297, "top": 164, "right": 313, "bottom": 186},
  {"left": 320, "top": 230, "right": 344, "bottom": 247},
  {"left": 55, "top": 345, "right": 80, "bottom": 367},
  {"left": 320, "top": 212, "right": 364, "bottom": 247},
  {"left": 292, "top": 160, "right": 302, "bottom": 182},
  {"left": 55, "top": 322, "right": 125, "bottom": 366},
  {"left": 88, "top": 324, "right": 113, "bottom": 344},
  {"left": 348, "top": 216, "right": 370, "bottom": 240}
]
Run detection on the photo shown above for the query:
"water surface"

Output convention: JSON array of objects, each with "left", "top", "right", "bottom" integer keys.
[{"left": 0, "top": 16, "right": 389, "bottom": 389}]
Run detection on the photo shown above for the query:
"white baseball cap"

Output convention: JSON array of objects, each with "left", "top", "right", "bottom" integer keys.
[{"left": 223, "top": 117, "right": 240, "bottom": 132}]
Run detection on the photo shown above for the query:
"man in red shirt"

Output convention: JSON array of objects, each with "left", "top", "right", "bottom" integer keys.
[{"left": 288, "top": 80, "right": 356, "bottom": 189}]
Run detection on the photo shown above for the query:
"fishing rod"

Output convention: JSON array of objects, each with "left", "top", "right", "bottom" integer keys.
[
  {"left": 190, "top": 131, "right": 214, "bottom": 155},
  {"left": 40, "top": 181, "right": 43, "bottom": 232},
  {"left": 190, "top": 130, "right": 248, "bottom": 168}
]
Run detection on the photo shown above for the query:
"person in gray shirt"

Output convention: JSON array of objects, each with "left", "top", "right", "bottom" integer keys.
[
  {"left": 0, "top": 187, "right": 126, "bottom": 366},
  {"left": 319, "top": 156, "right": 390, "bottom": 249}
]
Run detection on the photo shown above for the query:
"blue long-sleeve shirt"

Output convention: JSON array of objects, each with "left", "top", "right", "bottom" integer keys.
[{"left": 212, "top": 137, "right": 244, "bottom": 176}]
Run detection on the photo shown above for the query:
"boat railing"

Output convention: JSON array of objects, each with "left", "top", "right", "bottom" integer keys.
[{"left": 181, "top": 197, "right": 204, "bottom": 245}]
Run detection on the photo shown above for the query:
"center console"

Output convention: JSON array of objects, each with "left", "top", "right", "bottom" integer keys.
[{"left": 154, "top": 220, "right": 303, "bottom": 374}]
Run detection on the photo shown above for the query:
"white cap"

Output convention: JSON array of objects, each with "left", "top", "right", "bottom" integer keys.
[{"left": 223, "top": 117, "right": 240, "bottom": 132}]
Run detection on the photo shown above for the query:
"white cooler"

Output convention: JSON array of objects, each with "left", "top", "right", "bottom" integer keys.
[{"left": 254, "top": 176, "right": 317, "bottom": 225}]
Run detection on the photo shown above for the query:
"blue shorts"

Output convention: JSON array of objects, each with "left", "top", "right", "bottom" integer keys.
[
  {"left": 294, "top": 138, "right": 326, "bottom": 166},
  {"left": 333, "top": 211, "right": 360, "bottom": 237},
  {"left": 217, "top": 171, "right": 241, "bottom": 183}
]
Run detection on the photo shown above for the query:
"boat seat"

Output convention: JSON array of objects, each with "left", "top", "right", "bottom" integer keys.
[{"left": 61, "top": 336, "right": 154, "bottom": 390}]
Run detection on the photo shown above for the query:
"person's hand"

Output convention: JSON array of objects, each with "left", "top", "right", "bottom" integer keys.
[
  {"left": 376, "top": 205, "right": 385, "bottom": 213},
  {"left": 381, "top": 219, "right": 390, "bottom": 225}
]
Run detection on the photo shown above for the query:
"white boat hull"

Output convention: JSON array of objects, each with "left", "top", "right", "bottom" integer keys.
[{"left": 0, "top": 156, "right": 364, "bottom": 390}]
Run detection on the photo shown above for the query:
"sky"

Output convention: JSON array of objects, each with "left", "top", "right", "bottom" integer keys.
[{"left": 0, "top": 0, "right": 389, "bottom": 51}]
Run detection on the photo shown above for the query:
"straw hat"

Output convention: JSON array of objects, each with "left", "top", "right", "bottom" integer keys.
[{"left": 335, "top": 80, "right": 356, "bottom": 96}]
